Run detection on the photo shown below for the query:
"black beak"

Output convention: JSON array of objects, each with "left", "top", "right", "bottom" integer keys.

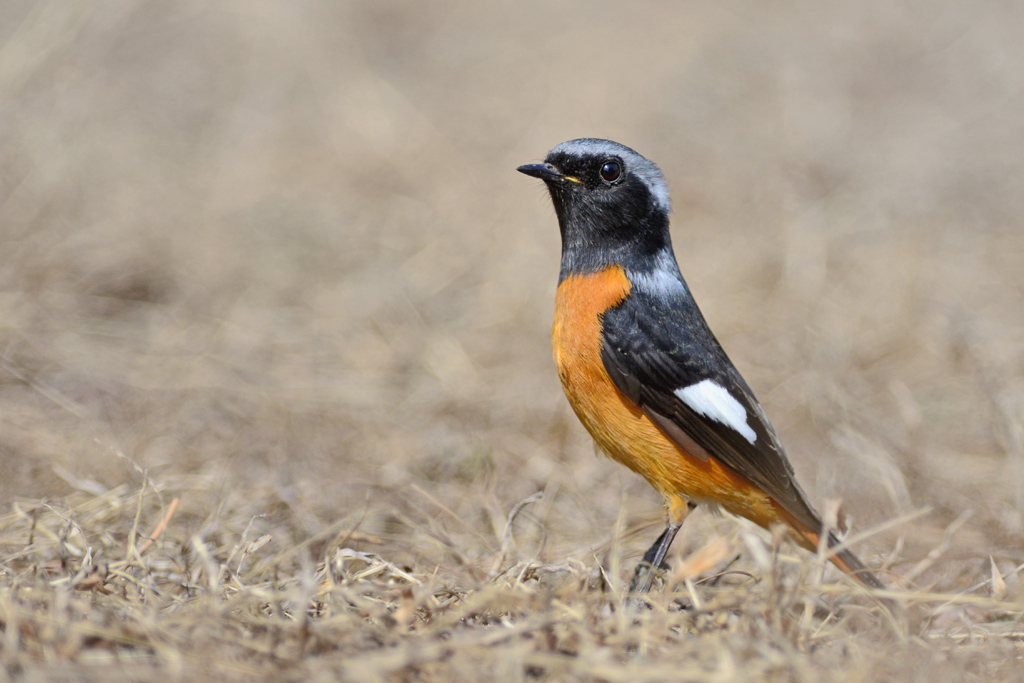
[{"left": 516, "top": 163, "right": 564, "bottom": 182}]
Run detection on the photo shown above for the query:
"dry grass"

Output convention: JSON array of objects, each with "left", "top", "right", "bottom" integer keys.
[{"left": 1, "top": 1, "right": 1023, "bottom": 680}]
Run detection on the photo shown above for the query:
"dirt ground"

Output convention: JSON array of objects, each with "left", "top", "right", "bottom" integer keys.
[{"left": 1, "top": 2, "right": 1022, "bottom": 680}]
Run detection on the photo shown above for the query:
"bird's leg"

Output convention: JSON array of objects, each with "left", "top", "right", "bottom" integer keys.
[
  {"left": 628, "top": 524, "right": 680, "bottom": 594},
  {"left": 628, "top": 499, "right": 696, "bottom": 595}
]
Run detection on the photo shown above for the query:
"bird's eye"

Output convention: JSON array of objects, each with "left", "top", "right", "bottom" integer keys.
[{"left": 600, "top": 160, "right": 621, "bottom": 182}]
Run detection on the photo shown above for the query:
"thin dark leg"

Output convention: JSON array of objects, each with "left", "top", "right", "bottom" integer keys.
[
  {"left": 642, "top": 528, "right": 673, "bottom": 568},
  {"left": 628, "top": 502, "right": 696, "bottom": 595},
  {"left": 629, "top": 522, "right": 681, "bottom": 594}
]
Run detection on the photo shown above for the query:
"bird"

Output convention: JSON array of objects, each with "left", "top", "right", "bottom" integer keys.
[{"left": 517, "top": 138, "right": 884, "bottom": 593}]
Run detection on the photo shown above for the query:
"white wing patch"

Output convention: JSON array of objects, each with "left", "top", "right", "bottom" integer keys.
[{"left": 674, "top": 379, "right": 757, "bottom": 444}]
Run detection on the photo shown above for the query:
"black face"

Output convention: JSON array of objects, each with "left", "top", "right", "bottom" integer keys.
[
  {"left": 542, "top": 151, "right": 664, "bottom": 220},
  {"left": 545, "top": 151, "right": 626, "bottom": 190},
  {"left": 535, "top": 150, "right": 671, "bottom": 276},
  {"left": 518, "top": 139, "right": 675, "bottom": 279}
]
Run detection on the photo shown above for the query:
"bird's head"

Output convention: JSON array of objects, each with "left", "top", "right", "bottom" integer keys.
[{"left": 518, "top": 139, "right": 673, "bottom": 276}]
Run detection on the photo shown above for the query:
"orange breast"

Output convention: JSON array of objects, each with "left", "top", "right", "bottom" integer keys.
[{"left": 553, "top": 267, "right": 782, "bottom": 528}]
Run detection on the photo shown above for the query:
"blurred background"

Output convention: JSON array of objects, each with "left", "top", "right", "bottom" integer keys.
[{"left": 1, "top": 0, "right": 1022, "bottom": 589}]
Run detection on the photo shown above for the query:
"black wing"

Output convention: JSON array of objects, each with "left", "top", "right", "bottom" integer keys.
[{"left": 599, "top": 289, "right": 822, "bottom": 533}]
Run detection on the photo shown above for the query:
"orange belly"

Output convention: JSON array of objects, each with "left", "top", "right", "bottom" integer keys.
[{"left": 553, "top": 267, "right": 782, "bottom": 528}]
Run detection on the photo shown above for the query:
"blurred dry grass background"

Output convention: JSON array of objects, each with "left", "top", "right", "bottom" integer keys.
[{"left": 1, "top": 1, "right": 1023, "bottom": 680}]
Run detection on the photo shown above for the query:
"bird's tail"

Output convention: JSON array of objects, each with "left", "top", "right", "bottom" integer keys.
[{"left": 782, "top": 512, "right": 886, "bottom": 590}]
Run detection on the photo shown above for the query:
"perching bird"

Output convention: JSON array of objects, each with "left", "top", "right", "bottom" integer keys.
[{"left": 518, "top": 138, "right": 883, "bottom": 593}]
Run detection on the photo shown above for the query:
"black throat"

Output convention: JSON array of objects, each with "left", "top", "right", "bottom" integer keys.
[{"left": 554, "top": 188, "right": 672, "bottom": 282}]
